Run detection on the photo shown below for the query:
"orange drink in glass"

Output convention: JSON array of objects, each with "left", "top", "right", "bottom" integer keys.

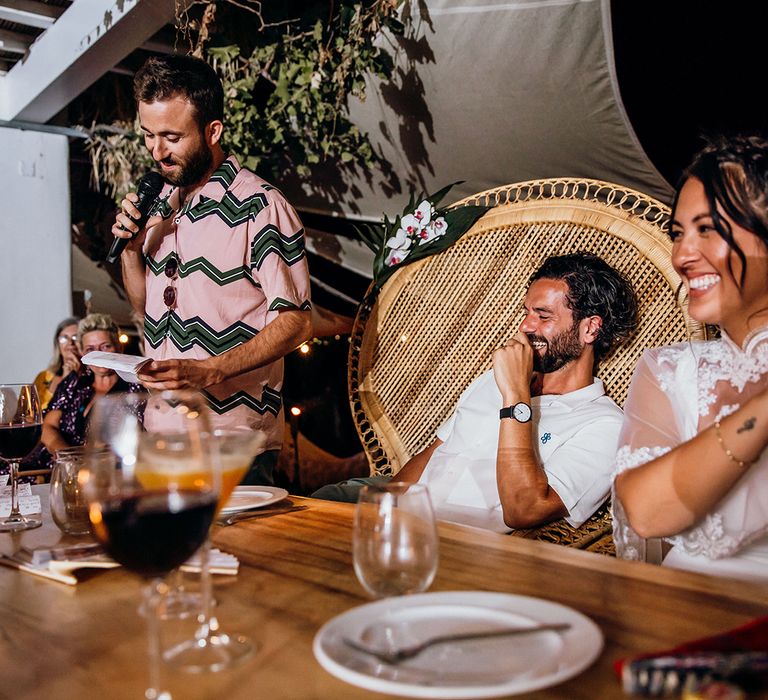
[
  {"left": 213, "top": 429, "right": 266, "bottom": 510},
  {"left": 135, "top": 429, "right": 264, "bottom": 515}
]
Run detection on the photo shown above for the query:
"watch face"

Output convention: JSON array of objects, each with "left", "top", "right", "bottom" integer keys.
[{"left": 513, "top": 402, "right": 532, "bottom": 422}]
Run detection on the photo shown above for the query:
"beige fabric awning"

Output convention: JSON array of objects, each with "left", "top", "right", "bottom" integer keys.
[{"left": 284, "top": 0, "right": 672, "bottom": 222}]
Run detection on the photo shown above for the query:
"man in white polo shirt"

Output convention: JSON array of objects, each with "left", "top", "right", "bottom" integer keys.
[{"left": 314, "top": 252, "right": 638, "bottom": 533}]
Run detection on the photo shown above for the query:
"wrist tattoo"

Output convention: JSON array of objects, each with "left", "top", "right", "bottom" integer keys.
[{"left": 737, "top": 417, "right": 756, "bottom": 434}]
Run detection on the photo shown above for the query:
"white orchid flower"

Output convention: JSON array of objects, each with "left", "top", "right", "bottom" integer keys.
[
  {"left": 417, "top": 216, "right": 448, "bottom": 245},
  {"left": 400, "top": 200, "right": 431, "bottom": 234},
  {"left": 385, "top": 248, "right": 410, "bottom": 267},
  {"left": 412, "top": 200, "right": 433, "bottom": 225},
  {"left": 386, "top": 227, "right": 413, "bottom": 251},
  {"left": 399, "top": 213, "right": 421, "bottom": 236}
]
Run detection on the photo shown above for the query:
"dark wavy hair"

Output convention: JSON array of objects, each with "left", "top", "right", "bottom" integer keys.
[
  {"left": 672, "top": 134, "right": 768, "bottom": 289},
  {"left": 133, "top": 54, "right": 224, "bottom": 129},
  {"left": 529, "top": 252, "right": 639, "bottom": 363}
]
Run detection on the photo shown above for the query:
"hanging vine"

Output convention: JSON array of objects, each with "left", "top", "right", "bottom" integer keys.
[{"left": 85, "top": 0, "right": 407, "bottom": 200}]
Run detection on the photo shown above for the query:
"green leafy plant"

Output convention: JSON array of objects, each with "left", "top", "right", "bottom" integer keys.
[
  {"left": 84, "top": 0, "right": 407, "bottom": 200},
  {"left": 85, "top": 119, "right": 154, "bottom": 200}
]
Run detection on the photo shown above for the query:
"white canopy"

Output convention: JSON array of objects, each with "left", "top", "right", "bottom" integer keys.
[{"left": 285, "top": 0, "right": 673, "bottom": 224}]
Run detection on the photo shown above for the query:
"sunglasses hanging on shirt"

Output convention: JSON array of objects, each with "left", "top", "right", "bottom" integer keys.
[{"left": 164, "top": 253, "right": 179, "bottom": 309}]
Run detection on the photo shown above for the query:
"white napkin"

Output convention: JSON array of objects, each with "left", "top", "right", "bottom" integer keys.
[
  {"left": 181, "top": 548, "right": 240, "bottom": 576},
  {"left": 0, "top": 543, "right": 118, "bottom": 585},
  {"left": 0, "top": 544, "right": 240, "bottom": 584}
]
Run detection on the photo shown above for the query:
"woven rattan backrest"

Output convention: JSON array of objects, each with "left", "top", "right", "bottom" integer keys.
[{"left": 349, "top": 179, "right": 706, "bottom": 476}]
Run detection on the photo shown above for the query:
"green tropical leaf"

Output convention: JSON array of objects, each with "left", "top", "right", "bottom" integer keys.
[
  {"left": 429, "top": 181, "right": 464, "bottom": 208},
  {"left": 354, "top": 222, "right": 386, "bottom": 252}
]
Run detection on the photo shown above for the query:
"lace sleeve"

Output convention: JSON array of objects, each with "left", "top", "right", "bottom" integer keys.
[
  {"left": 614, "top": 350, "right": 686, "bottom": 476},
  {"left": 611, "top": 350, "right": 685, "bottom": 562}
]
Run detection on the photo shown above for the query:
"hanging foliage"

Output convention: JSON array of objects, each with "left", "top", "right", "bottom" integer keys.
[{"left": 85, "top": 0, "right": 407, "bottom": 200}]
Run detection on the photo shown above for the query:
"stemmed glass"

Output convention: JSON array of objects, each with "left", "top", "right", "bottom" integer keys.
[
  {"left": 353, "top": 482, "right": 439, "bottom": 598},
  {"left": 150, "top": 428, "right": 264, "bottom": 621},
  {"left": 0, "top": 384, "right": 43, "bottom": 532},
  {"left": 83, "top": 391, "right": 219, "bottom": 700},
  {"left": 162, "top": 428, "right": 263, "bottom": 673}
]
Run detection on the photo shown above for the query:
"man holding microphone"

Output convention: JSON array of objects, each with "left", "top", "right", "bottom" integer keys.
[{"left": 112, "top": 54, "right": 311, "bottom": 485}]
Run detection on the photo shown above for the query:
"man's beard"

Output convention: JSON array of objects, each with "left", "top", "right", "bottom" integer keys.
[
  {"left": 160, "top": 139, "right": 213, "bottom": 187},
  {"left": 527, "top": 321, "right": 584, "bottom": 373}
]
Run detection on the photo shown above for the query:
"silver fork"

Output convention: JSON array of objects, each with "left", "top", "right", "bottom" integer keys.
[{"left": 342, "top": 622, "right": 571, "bottom": 664}]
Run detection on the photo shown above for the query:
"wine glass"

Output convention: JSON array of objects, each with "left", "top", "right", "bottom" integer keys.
[
  {"left": 353, "top": 482, "right": 439, "bottom": 598},
  {"left": 145, "top": 428, "right": 266, "bottom": 622},
  {"left": 162, "top": 428, "right": 264, "bottom": 673},
  {"left": 83, "top": 390, "right": 219, "bottom": 699},
  {"left": 0, "top": 384, "right": 43, "bottom": 532},
  {"left": 213, "top": 428, "right": 266, "bottom": 510}
]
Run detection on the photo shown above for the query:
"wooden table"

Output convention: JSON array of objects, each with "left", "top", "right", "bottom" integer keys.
[{"left": 1, "top": 493, "right": 766, "bottom": 700}]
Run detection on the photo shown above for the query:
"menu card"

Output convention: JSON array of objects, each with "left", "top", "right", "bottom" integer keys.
[
  {"left": 81, "top": 351, "right": 152, "bottom": 384},
  {"left": 0, "top": 482, "right": 42, "bottom": 517}
]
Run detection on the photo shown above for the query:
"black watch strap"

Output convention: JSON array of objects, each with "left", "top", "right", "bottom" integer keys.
[{"left": 500, "top": 402, "right": 532, "bottom": 423}]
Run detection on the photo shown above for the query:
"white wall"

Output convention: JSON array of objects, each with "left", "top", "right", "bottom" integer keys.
[{"left": 0, "top": 126, "right": 71, "bottom": 384}]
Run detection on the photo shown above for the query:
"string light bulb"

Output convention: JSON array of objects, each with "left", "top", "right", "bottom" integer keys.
[
  {"left": 299, "top": 343, "right": 310, "bottom": 354},
  {"left": 290, "top": 406, "right": 302, "bottom": 417}
]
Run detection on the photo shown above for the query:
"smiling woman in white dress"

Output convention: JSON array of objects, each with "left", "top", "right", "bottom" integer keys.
[{"left": 612, "top": 135, "right": 768, "bottom": 582}]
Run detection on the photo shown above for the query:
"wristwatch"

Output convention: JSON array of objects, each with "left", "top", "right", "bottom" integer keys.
[{"left": 499, "top": 402, "right": 532, "bottom": 423}]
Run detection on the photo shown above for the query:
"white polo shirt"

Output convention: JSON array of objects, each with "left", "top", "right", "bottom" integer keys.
[{"left": 418, "top": 370, "right": 623, "bottom": 532}]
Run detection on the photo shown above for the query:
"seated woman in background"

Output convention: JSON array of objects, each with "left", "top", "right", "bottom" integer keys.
[
  {"left": 24, "top": 313, "right": 144, "bottom": 470},
  {"left": 612, "top": 134, "right": 768, "bottom": 582},
  {"left": 33, "top": 317, "right": 81, "bottom": 411}
]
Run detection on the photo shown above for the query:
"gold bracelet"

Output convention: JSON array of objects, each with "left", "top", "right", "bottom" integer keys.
[{"left": 713, "top": 420, "right": 751, "bottom": 469}]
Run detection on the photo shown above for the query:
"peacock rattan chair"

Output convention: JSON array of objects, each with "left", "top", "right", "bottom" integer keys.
[{"left": 347, "top": 178, "right": 708, "bottom": 551}]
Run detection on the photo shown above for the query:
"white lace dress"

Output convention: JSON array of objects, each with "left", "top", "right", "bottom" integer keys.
[{"left": 611, "top": 327, "right": 768, "bottom": 582}]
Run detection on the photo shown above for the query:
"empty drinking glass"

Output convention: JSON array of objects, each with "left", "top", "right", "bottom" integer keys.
[
  {"left": 353, "top": 482, "right": 439, "bottom": 598},
  {"left": 50, "top": 447, "right": 92, "bottom": 535}
]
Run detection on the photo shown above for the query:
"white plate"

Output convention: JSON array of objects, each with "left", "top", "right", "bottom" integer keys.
[
  {"left": 313, "top": 591, "right": 603, "bottom": 699},
  {"left": 220, "top": 485, "right": 288, "bottom": 514}
]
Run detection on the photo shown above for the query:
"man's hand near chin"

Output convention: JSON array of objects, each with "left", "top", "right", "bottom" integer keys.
[
  {"left": 492, "top": 330, "right": 534, "bottom": 402},
  {"left": 138, "top": 358, "right": 224, "bottom": 391}
]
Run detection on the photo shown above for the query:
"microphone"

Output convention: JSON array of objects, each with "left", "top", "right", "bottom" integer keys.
[{"left": 106, "top": 171, "right": 165, "bottom": 263}]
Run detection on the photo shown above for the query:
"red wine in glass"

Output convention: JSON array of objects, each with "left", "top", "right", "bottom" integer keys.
[
  {"left": 0, "top": 384, "right": 43, "bottom": 532},
  {"left": 83, "top": 390, "right": 221, "bottom": 698},
  {"left": 91, "top": 489, "right": 217, "bottom": 578},
  {"left": 0, "top": 423, "right": 43, "bottom": 460}
]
